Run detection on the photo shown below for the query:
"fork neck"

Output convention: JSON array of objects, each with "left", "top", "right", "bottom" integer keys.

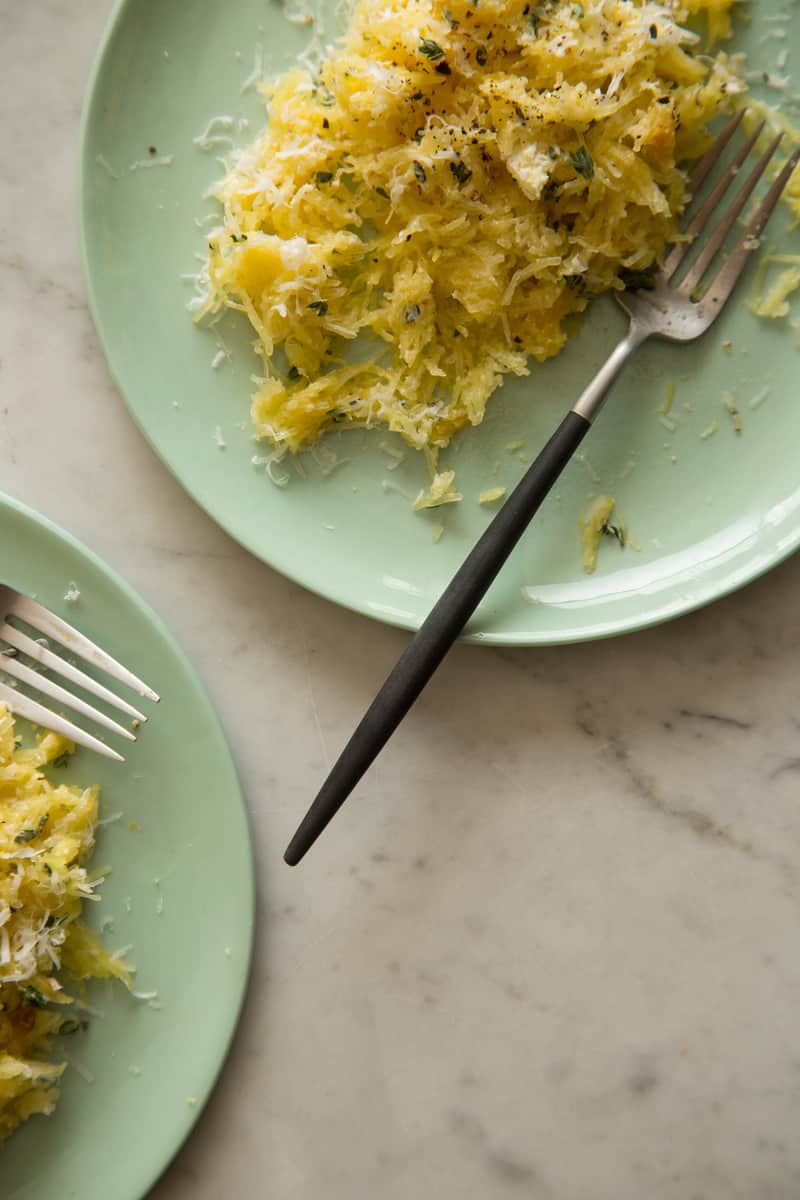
[{"left": 571, "top": 322, "right": 649, "bottom": 424}]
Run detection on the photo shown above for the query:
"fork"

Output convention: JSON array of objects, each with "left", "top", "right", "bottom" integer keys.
[
  {"left": 284, "top": 109, "right": 800, "bottom": 866},
  {"left": 0, "top": 584, "right": 160, "bottom": 762}
]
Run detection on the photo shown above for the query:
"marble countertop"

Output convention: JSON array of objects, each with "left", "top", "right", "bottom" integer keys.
[{"left": 6, "top": 3, "right": 800, "bottom": 1197}]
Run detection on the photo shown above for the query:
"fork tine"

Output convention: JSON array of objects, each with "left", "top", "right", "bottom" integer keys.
[
  {"left": 686, "top": 108, "right": 747, "bottom": 196},
  {"left": 681, "top": 132, "right": 785, "bottom": 295},
  {"left": 663, "top": 119, "right": 768, "bottom": 280},
  {"left": 0, "top": 681, "right": 125, "bottom": 763},
  {"left": 1, "top": 624, "right": 147, "bottom": 723},
  {"left": 702, "top": 147, "right": 800, "bottom": 315},
  {"left": 1, "top": 651, "right": 136, "bottom": 742},
  {"left": 8, "top": 594, "right": 160, "bottom": 704}
]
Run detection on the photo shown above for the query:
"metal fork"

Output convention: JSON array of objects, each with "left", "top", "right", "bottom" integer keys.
[
  {"left": 284, "top": 109, "right": 800, "bottom": 866},
  {"left": 0, "top": 585, "right": 160, "bottom": 762}
]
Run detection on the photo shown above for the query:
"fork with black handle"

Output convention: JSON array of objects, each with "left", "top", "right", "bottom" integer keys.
[{"left": 285, "top": 110, "right": 800, "bottom": 865}]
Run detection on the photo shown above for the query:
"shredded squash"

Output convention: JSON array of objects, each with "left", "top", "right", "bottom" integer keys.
[
  {"left": 581, "top": 494, "right": 616, "bottom": 573},
  {"left": 198, "top": 0, "right": 743, "bottom": 471},
  {"left": 0, "top": 708, "right": 129, "bottom": 1144}
]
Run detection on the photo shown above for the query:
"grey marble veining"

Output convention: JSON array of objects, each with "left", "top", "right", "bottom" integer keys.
[{"left": 5, "top": 3, "right": 800, "bottom": 1198}]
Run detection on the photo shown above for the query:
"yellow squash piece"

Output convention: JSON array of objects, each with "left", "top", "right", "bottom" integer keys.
[{"left": 581, "top": 495, "right": 617, "bottom": 574}]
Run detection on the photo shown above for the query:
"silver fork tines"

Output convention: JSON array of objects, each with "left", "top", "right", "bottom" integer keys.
[
  {"left": 572, "top": 109, "right": 800, "bottom": 415},
  {"left": 703, "top": 145, "right": 800, "bottom": 313},
  {"left": 0, "top": 681, "right": 127, "bottom": 762},
  {"left": 680, "top": 131, "right": 782, "bottom": 295},
  {"left": 611, "top": 111, "right": 800, "bottom": 345},
  {"left": 685, "top": 108, "right": 746, "bottom": 197},
  {"left": 0, "top": 585, "right": 160, "bottom": 762},
  {"left": 662, "top": 119, "right": 769, "bottom": 282}
]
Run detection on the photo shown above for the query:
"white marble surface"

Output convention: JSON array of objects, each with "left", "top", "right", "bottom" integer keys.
[{"left": 6, "top": 3, "right": 800, "bottom": 1197}]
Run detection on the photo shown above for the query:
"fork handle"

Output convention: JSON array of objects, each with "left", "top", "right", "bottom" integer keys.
[
  {"left": 284, "top": 324, "right": 649, "bottom": 864},
  {"left": 285, "top": 408, "right": 596, "bottom": 864}
]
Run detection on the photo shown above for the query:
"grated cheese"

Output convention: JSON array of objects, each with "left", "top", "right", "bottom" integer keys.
[
  {"left": 413, "top": 470, "right": 462, "bottom": 510},
  {"left": 129, "top": 155, "right": 174, "bottom": 171}
]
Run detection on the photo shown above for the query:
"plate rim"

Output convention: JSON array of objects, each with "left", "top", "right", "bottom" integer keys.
[
  {"left": 77, "top": 0, "right": 800, "bottom": 648},
  {"left": 0, "top": 487, "right": 256, "bottom": 1200}
]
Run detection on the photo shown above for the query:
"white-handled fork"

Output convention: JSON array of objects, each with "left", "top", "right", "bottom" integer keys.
[{"left": 0, "top": 584, "right": 159, "bottom": 762}]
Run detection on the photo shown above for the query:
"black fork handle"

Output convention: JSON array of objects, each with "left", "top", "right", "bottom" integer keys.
[{"left": 284, "top": 409, "right": 591, "bottom": 865}]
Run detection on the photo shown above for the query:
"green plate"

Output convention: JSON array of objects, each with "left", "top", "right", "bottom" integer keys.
[
  {"left": 80, "top": 0, "right": 800, "bottom": 645},
  {"left": 1, "top": 494, "right": 254, "bottom": 1200}
]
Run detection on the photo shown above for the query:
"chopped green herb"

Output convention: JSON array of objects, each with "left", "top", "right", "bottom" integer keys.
[
  {"left": 20, "top": 986, "right": 48, "bottom": 1010},
  {"left": 413, "top": 127, "right": 425, "bottom": 143},
  {"left": 375, "top": 185, "right": 390, "bottom": 199},
  {"left": 604, "top": 523, "right": 628, "bottom": 547},
  {"left": 602, "top": 521, "right": 627, "bottom": 549},
  {"left": 569, "top": 146, "right": 594, "bottom": 180},
  {"left": 449, "top": 159, "right": 472, "bottom": 186},
  {"left": 419, "top": 38, "right": 445, "bottom": 61},
  {"left": 59, "top": 1019, "right": 83, "bottom": 1036},
  {"left": 15, "top": 815, "right": 48, "bottom": 844},
  {"left": 530, "top": 11, "right": 539, "bottom": 32},
  {"left": 412, "top": 160, "right": 427, "bottom": 184},
  {"left": 475, "top": 46, "right": 487, "bottom": 65},
  {"left": 52, "top": 754, "right": 70, "bottom": 769},
  {"left": 42, "top": 862, "right": 52, "bottom": 876},
  {"left": 435, "top": 61, "right": 452, "bottom": 75},
  {"left": 404, "top": 304, "right": 422, "bottom": 323},
  {"left": 308, "top": 300, "right": 328, "bottom": 316},
  {"left": 619, "top": 267, "right": 657, "bottom": 292}
]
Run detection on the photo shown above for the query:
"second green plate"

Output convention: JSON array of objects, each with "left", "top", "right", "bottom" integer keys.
[{"left": 1, "top": 493, "right": 254, "bottom": 1200}]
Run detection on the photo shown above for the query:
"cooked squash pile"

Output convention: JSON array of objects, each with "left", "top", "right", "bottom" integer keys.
[
  {"left": 0, "top": 707, "right": 129, "bottom": 1144},
  {"left": 199, "top": 0, "right": 743, "bottom": 467}
]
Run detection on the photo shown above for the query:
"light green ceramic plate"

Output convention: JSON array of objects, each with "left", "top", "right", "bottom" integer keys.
[
  {"left": 1, "top": 494, "right": 254, "bottom": 1200},
  {"left": 80, "top": 0, "right": 800, "bottom": 645}
]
